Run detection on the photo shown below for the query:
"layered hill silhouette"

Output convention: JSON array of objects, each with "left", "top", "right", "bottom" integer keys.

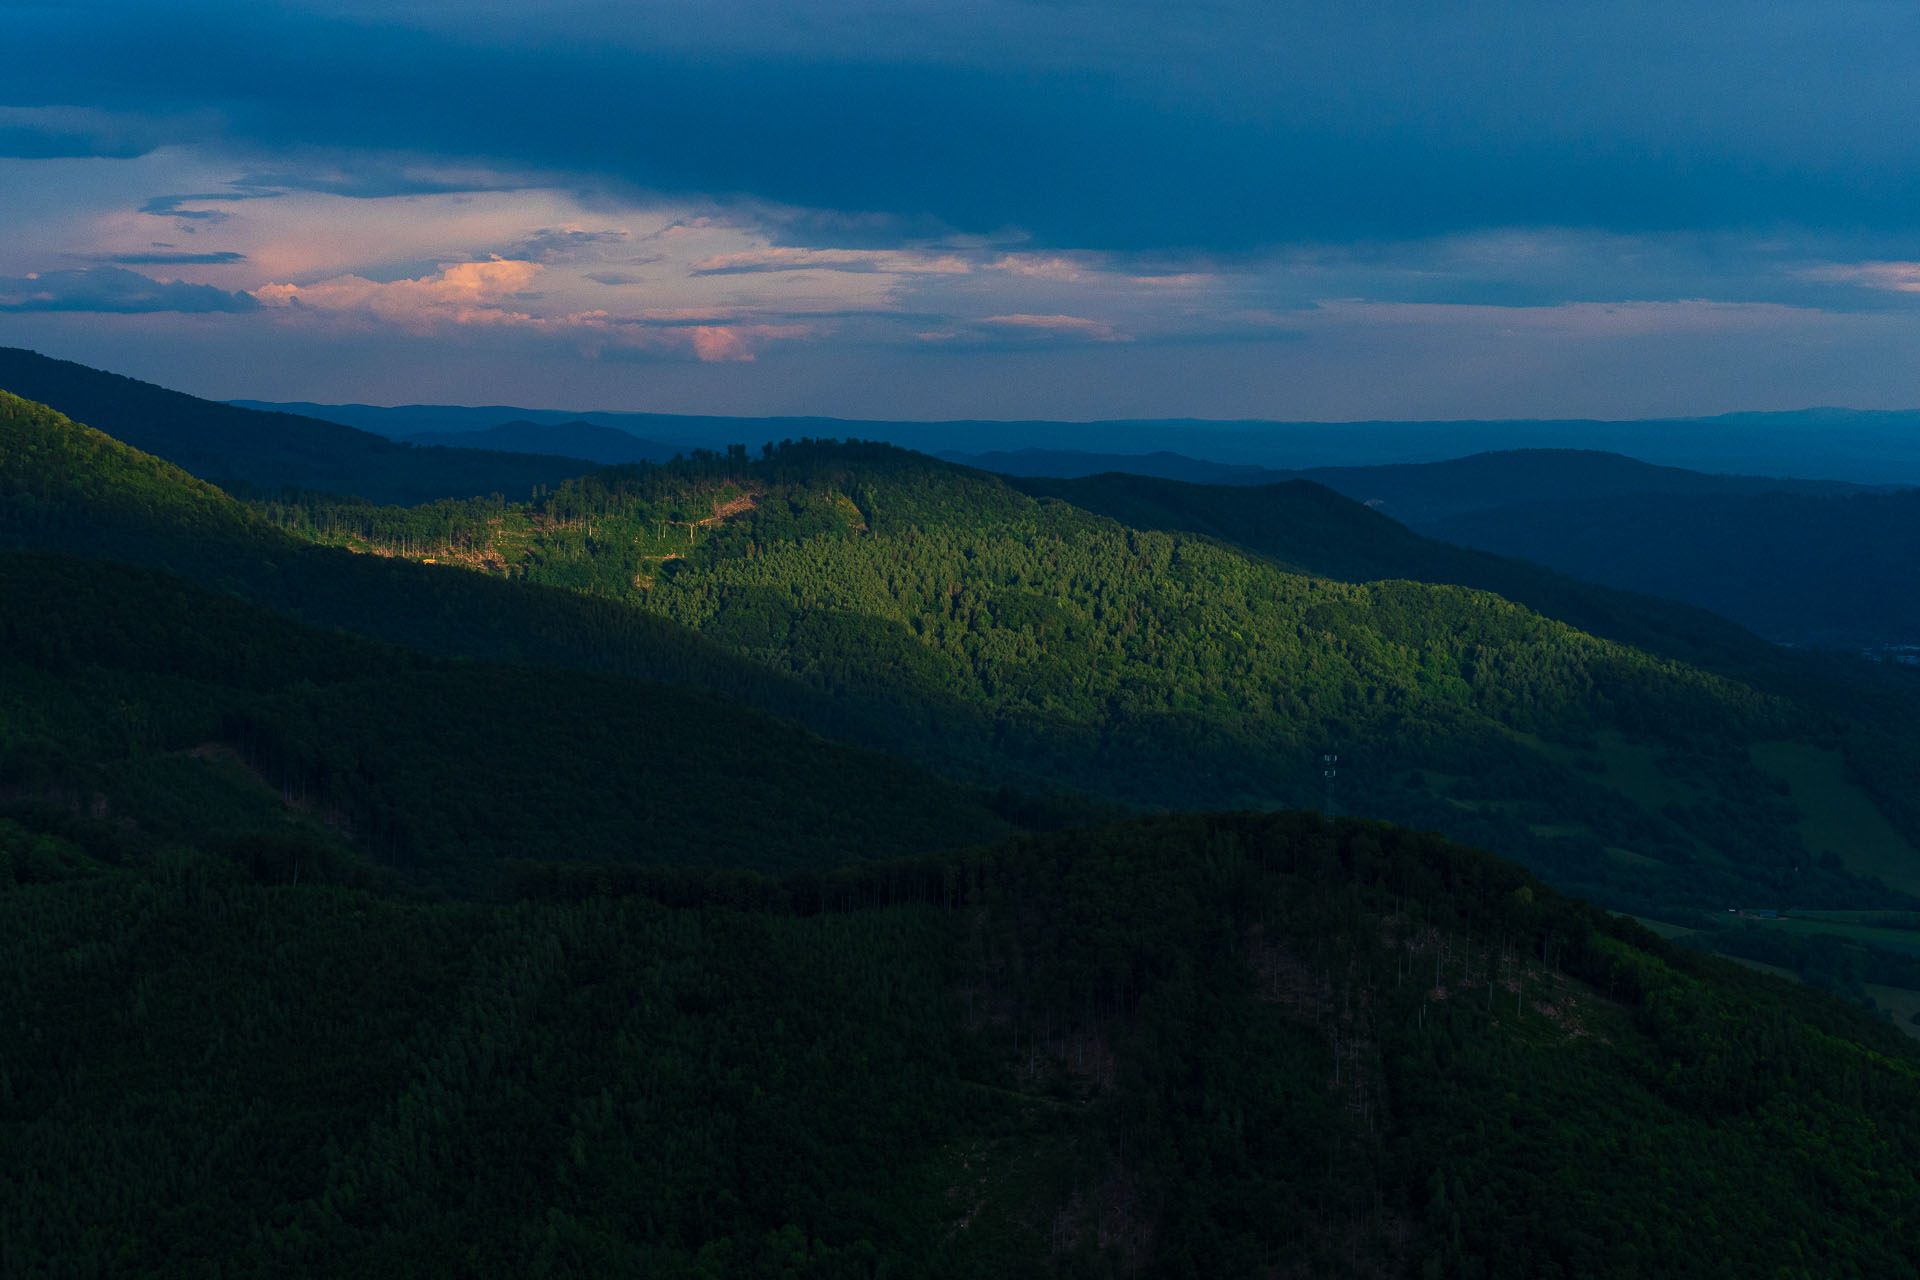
[
  {"left": 960, "top": 447, "right": 1870, "bottom": 518},
  {"left": 981, "top": 447, "right": 1918, "bottom": 651},
  {"left": 13, "top": 369, "right": 1920, "bottom": 915},
  {"left": 0, "top": 507, "right": 1018, "bottom": 894},
  {"left": 91, "top": 349, "right": 1920, "bottom": 652},
  {"left": 236, "top": 435, "right": 1920, "bottom": 918},
  {"left": 1271, "top": 449, "right": 1874, "bottom": 525},
  {"left": 8, "top": 377, "right": 1920, "bottom": 1275},
  {"left": 237, "top": 397, "right": 1920, "bottom": 481},
  {"left": 402, "top": 418, "right": 690, "bottom": 464},
  {"left": 0, "top": 347, "right": 595, "bottom": 504},
  {"left": 1426, "top": 488, "right": 1920, "bottom": 651}
]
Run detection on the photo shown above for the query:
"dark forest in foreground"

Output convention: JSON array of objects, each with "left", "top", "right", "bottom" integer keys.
[{"left": 9, "top": 811, "right": 1918, "bottom": 1278}]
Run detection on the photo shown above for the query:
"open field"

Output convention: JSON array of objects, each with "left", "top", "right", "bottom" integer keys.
[
  {"left": 1752, "top": 740, "right": 1920, "bottom": 898},
  {"left": 1866, "top": 984, "right": 1920, "bottom": 1042},
  {"left": 1750, "top": 916, "right": 1920, "bottom": 954}
]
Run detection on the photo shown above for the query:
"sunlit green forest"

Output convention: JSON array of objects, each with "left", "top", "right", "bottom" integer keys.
[
  {"left": 251, "top": 438, "right": 1920, "bottom": 919},
  {"left": 7, "top": 382, "right": 1920, "bottom": 1275}
]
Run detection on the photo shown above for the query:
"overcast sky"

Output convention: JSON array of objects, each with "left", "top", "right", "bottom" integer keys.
[{"left": 5, "top": 0, "right": 1920, "bottom": 420}]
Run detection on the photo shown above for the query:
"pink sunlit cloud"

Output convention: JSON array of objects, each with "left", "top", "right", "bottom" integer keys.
[
  {"left": 1798, "top": 261, "right": 1920, "bottom": 292},
  {"left": 253, "top": 257, "right": 811, "bottom": 361}
]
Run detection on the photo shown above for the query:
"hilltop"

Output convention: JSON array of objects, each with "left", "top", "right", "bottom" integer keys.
[
  {"left": 0, "top": 348, "right": 595, "bottom": 504},
  {"left": 247, "top": 437, "right": 1920, "bottom": 920},
  {"left": 985, "top": 449, "right": 1918, "bottom": 652}
]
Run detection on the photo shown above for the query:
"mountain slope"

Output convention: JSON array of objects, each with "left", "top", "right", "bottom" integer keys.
[
  {"left": 1004, "top": 449, "right": 1916, "bottom": 653},
  {"left": 1008, "top": 469, "right": 1920, "bottom": 891},
  {"left": 0, "top": 390, "right": 859, "bottom": 737},
  {"left": 1427, "top": 487, "right": 1920, "bottom": 651},
  {"left": 258, "top": 441, "right": 1920, "bottom": 917},
  {"left": 1, "top": 348, "right": 595, "bottom": 503},
  {"left": 5, "top": 810, "right": 1916, "bottom": 1276},
  {"left": 0, "top": 548, "right": 1016, "bottom": 894},
  {"left": 1009, "top": 471, "right": 1794, "bottom": 674},
  {"left": 237, "top": 400, "right": 1920, "bottom": 482},
  {"left": 12, "top": 386, "right": 1917, "bottom": 916}
]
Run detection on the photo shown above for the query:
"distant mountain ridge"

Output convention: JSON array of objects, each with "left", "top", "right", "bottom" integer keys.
[
  {"left": 1275, "top": 449, "right": 1880, "bottom": 525},
  {"left": 0, "top": 349, "right": 596, "bottom": 504},
  {"left": 234, "top": 397, "right": 1920, "bottom": 483},
  {"left": 983, "top": 448, "right": 1916, "bottom": 651},
  {"left": 955, "top": 446, "right": 1881, "bottom": 519},
  {"left": 1427, "top": 489, "right": 1920, "bottom": 652},
  {"left": 401, "top": 418, "right": 692, "bottom": 464},
  {"left": 940, "top": 447, "right": 1286, "bottom": 485}
]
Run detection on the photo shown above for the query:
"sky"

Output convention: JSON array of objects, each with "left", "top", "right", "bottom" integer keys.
[{"left": 4, "top": 0, "right": 1920, "bottom": 421}]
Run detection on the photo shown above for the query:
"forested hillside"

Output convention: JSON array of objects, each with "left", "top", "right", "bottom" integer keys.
[
  {"left": 1009, "top": 470, "right": 1788, "bottom": 671},
  {"left": 0, "top": 549, "right": 1018, "bottom": 895},
  {"left": 0, "top": 390, "right": 906, "bottom": 748},
  {"left": 7, "top": 384, "right": 1920, "bottom": 1275},
  {"left": 1013, "top": 469, "right": 1920, "bottom": 898},
  {"left": 5, "top": 811, "right": 1916, "bottom": 1277},
  {"left": 990, "top": 450, "right": 1918, "bottom": 651},
  {"left": 252, "top": 439, "right": 1920, "bottom": 919},
  {"left": 0, "top": 348, "right": 595, "bottom": 504}
]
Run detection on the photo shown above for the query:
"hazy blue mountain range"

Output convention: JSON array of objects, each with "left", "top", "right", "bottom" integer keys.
[
  {"left": 1426, "top": 489, "right": 1920, "bottom": 652},
  {"left": 400, "top": 419, "right": 693, "bottom": 464},
  {"left": 940, "top": 448, "right": 1287, "bottom": 485},
  {"left": 41, "top": 345, "right": 1920, "bottom": 656},
  {"left": 959, "top": 447, "right": 1880, "bottom": 520},
  {"left": 235, "top": 398, "right": 1920, "bottom": 484},
  {"left": 0, "top": 349, "right": 595, "bottom": 505},
  {"left": 989, "top": 449, "right": 1917, "bottom": 652}
]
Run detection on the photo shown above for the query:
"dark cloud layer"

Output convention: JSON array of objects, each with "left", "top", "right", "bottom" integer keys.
[
  {"left": 507, "top": 227, "right": 629, "bottom": 262},
  {"left": 140, "top": 191, "right": 282, "bottom": 220},
  {"left": 9, "top": 2, "right": 1920, "bottom": 251},
  {"left": 0, "top": 113, "right": 157, "bottom": 159},
  {"left": 0, "top": 266, "right": 258, "bottom": 313},
  {"left": 102, "top": 251, "right": 248, "bottom": 265}
]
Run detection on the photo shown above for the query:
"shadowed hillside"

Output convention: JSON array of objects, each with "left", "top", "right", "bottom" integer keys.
[
  {"left": 1427, "top": 487, "right": 1920, "bottom": 651},
  {"left": 4, "top": 810, "right": 1916, "bottom": 1276},
  {"left": 0, "top": 348, "right": 596, "bottom": 504}
]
